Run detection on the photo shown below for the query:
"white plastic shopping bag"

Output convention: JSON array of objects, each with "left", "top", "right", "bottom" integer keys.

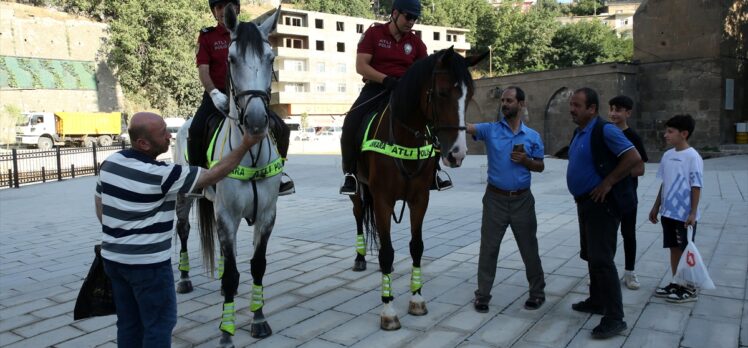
[{"left": 673, "top": 226, "right": 716, "bottom": 290}]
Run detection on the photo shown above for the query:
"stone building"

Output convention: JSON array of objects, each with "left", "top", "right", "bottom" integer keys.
[{"left": 469, "top": 0, "right": 747, "bottom": 160}]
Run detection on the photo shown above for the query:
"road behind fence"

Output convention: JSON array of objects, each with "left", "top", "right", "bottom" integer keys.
[{"left": 0, "top": 144, "right": 131, "bottom": 188}]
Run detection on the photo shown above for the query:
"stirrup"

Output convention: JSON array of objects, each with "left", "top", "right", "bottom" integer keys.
[
  {"left": 435, "top": 170, "right": 453, "bottom": 191},
  {"left": 279, "top": 172, "right": 295, "bottom": 196},
  {"left": 340, "top": 173, "right": 358, "bottom": 196}
]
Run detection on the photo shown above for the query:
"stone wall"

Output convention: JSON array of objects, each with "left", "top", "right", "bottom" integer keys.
[
  {"left": 469, "top": 63, "right": 638, "bottom": 156},
  {"left": 0, "top": 2, "right": 123, "bottom": 112}
]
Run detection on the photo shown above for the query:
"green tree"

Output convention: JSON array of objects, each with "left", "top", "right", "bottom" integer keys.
[
  {"left": 547, "top": 20, "right": 633, "bottom": 68},
  {"left": 570, "top": 0, "right": 604, "bottom": 16},
  {"left": 291, "top": 0, "right": 374, "bottom": 19},
  {"left": 486, "top": 5, "right": 559, "bottom": 74}
]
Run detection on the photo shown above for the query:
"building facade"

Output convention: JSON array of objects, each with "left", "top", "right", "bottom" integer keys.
[{"left": 269, "top": 8, "right": 470, "bottom": 124}]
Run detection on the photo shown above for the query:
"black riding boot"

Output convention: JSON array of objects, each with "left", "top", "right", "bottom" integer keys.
[
  {"left": 270, "top": 111, "right": 295, "bottom": 196},
  {"left": 431, "top": 163, "right": 453, "bottom": 191}
]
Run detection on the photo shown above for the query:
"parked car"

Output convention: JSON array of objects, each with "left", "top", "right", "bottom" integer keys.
[{"left": 313, "top": 126, "right": 343, "bottom": 140}]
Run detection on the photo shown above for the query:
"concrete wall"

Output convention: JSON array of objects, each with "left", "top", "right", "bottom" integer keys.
[
  {"left": 0, "top": 2, "right": 123, "bottom": 112},
  {"left": 469, "top": 63, "right": 638, "bottom": 156}
]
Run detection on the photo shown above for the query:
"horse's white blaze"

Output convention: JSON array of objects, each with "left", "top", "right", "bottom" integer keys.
[{"left": 443, "top": 82, "right": 468, "bottom": 167}]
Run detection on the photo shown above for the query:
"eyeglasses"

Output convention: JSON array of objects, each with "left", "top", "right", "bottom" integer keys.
[{"left": 402, "top": 12, "right": 419, "bottom": 22}]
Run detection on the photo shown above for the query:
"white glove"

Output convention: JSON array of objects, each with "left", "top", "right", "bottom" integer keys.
[{"left": 209, "top": 89, "right": 228, "bottom": 111}]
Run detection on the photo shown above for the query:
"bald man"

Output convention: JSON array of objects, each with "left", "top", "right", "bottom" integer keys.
[{"left": 93, "top": 112, "right": 263, "bottom": 347}]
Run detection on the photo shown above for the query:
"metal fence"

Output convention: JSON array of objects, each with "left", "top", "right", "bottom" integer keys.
[{"left": 0, "top": 144, "right": 128, "bottom": 189}]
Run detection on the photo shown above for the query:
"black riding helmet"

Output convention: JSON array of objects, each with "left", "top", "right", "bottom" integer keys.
[
  {"left": 209, "top": 0, "right": 239, "bottom": 9},
  {"left": 392, "top": 0, "right": 421, "bottom": 17}
]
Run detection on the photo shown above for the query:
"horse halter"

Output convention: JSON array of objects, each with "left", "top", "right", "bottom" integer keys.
[
  {"left": 425, "top": 68, "right": 468, "bottom": 146},
  {"left": 225, "top": 38, "right": 271, "bottom": 129}
]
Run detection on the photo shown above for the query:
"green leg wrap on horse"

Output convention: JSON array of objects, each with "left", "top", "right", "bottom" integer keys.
[
  {"left": 356, "top": 234, "right": 366, "bottom": 256},
  {"left": 219, "top": 302, "right": 236, "bottom": 335},
  {"left": 250, "top": 284, "right": 264, "bottom": 312},
  {"left": 411, "top": 266, "right": 422, "bottom": 293},
  {"left": 382, "top": 273, "right": 393, "bottom": 298},
  {"left": 218, "top": 256, "right": 225, "bottom": 279},
  {"left": 178, "top": 251, "right": 190, "bottom": 272}
]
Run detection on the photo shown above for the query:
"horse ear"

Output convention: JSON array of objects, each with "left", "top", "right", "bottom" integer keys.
[
  {"left": 259, "top": 6, "right": 281, "bottom": 37},
  {"left": 224, "top": 3, "right": 239, "bottom": 33},
  {"left": 438, "top": 46, "right": 456, "bottom": 65},
  {"left": 465, "top": 51, "right": 489, "bottom": 68}
]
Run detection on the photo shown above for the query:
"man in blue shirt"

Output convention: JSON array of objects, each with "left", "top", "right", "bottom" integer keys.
[
  {"left": 467, "top": 86, "right": 546, "bottom": 313},
  {"left": 566, "top": 88, "right": 641, "bottom": 339}
]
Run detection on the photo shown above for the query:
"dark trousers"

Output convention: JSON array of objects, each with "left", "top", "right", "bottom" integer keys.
[
  {"left": 477, "top": 189, "right": 545, "bottom": 301},
  {"left": 103, "top": 260, "right": 177, "bottom": 348},
  {"left": 340, "top": 83, "right": 389, "bottom": 173},
  {"left": 188, "top": 92, "right": 218, "bottom": 167},
  {"left": 189, "top": 92, "right": 290, "bottom": 167},
  {"left": 620, "top": 206, "right": 636, "bottom": 271},
  {"left": 578, "top": 198, "right": 624, "bottom": 321}
]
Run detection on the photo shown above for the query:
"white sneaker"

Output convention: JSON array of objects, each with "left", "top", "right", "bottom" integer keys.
[{"left": 623, "top": 270, "right": 640, "bottom": 290}]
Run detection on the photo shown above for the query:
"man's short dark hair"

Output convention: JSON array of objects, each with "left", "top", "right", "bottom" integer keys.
[
  {"left": 575, "top": 87, "right": 599, "bottom": 113},
  {"left": 665, "top": 114, "right": 696, "bottom": 139},
  {"left": 505, "top": 86, "right": 525, "bottom": 102},
  {"left": 609, "top": 95, "right": 634, "bottom": 111}
]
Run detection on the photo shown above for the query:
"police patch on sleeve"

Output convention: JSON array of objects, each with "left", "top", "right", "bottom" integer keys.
[{"left": 404, "top": 43, "right": 413, "bottom": 55}]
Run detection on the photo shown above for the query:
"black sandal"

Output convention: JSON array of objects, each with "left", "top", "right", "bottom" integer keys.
[{"left": 524, "top": 297, "right": 545, "bottom": 310}]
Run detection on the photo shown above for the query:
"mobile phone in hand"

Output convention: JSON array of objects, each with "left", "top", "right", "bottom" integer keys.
[{"left": 512, "top": 144, "right": 525, "bottom": 153}]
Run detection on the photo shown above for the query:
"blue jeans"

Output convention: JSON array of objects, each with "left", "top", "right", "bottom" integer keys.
[{"left": 103, "top": 259, "right": 177, "bottom": 348}]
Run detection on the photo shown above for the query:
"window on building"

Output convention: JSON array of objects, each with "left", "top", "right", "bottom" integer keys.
[
  {"left": 336, "top": 21, "right": 344, "bottom": 31},
  {"left": 356, "top": 24, "right": 364, "bottom": 33},
  {"left": 433, "top": 32, "right": 440, "bottom": 41},
  {"left": 337, "top": 42, "right": 345, "bottom": 52},
  {"left": 315, "top": 19, "right": 324, "bottom": 29},
  {"left": 414, "top": 30, "right": 422, "bottom": 38},
  {"left": 336, "top": 63, "right": 346, "bottom": 73},
  {"left": 284, "top": 16, "right": 302, "bottom": 27},
  {"left": 338, "top": 83, "right": 346, "bottom": 93},
  {"left": 316, "top": 40, "right": 324, "bottom": 51},
  {"left": 315, "top": 83, "right": 326, "bottom": 93},
  {"left": 285, "top": 83, "right": 305, "bottom": 92},
  {"left": 316, "top": 62, "right": 325, "bottom": 73},
  {"left": 284, "top": 38, "right": 303, "bottom": 49},
  {"left": 284, "top": 59, "right": 305, "bottom": 72},
  {"left": 446, "top": 34, "right": 457, "bottom": 42}
]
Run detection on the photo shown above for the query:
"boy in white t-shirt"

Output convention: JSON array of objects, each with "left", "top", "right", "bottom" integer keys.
[{"left": 648, "top": 114, "right": 703, "bottom": 303}]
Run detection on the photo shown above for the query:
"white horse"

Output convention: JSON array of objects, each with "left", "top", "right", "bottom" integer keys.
[{"left": 174, "top": 5, "right": 281, "bottom": 346}]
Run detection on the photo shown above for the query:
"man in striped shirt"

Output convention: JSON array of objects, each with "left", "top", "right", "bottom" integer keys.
[{"left": 94, "top": 112, "right": 263, "bottom": 347}]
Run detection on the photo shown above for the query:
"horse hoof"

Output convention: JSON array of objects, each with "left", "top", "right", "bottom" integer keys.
[
  {"left": 218, "top": 332, "right": 234, "bottom": 348},
  {"left": 250, "top": 321, "right": 273, "bottom": 338},
  {"left": 352, "top": 260, "right": 367, "bottom": 272},
  {"left": 380, "top": 316, "right": 401, "bottom": 331},
  {"left": 408, "top": 301, "right": 428, "bottom": 316},
  {"left": 176, "top": 280, "right": 193, "bottom": 294}
]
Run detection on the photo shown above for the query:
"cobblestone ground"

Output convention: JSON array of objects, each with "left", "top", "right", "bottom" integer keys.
[{"left": 1, "top": 155, "right": 746, "bottom": 348}]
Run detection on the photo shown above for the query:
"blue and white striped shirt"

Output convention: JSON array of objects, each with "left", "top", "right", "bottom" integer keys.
[{"left": 95, "top": 149, "right": 201, "bottom": 265}]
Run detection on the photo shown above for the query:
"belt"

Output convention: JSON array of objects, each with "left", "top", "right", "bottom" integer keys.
[{"left": 487, "top": 184, "right": 529, "bottom": 197}]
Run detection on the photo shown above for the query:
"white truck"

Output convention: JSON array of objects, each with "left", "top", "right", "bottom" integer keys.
[{"left": 16, "top": 111, "right": 126, "bottom": 149}]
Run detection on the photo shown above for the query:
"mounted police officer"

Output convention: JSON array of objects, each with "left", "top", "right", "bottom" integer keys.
[
  {"left": 338, "top": 0, "right": 452, "bottom": 195},
  {"left": 191, "top": 0, "right": 294, "bottom": 195}
]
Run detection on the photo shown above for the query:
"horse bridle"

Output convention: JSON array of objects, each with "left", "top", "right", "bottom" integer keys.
[
  {"left": 223, "top": 38, "right": 272, "bottom": 129},
  {"left": 424, "top": 68, "right": 468, "bottom": 147}
]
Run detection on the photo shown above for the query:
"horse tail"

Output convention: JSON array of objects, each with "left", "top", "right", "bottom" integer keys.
[
  {"left": 360, "top": 185, "right": 379, "bottom": 253},
  {"left": 197, "top": 197, "right": 216, "bottom": 277}
]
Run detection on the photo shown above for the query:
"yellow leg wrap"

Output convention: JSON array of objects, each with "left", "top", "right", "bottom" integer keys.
[
  {"left": 382, "top": 274, "right": 392, "bottom": 298},
  {"left": 217, "top": 256, "right": 225, "bottom": 279},
  {"left": 356, "top": 234, "right": 366, "bottom": 256},
  {"left": 178, "top": 251, "right": 190, "bottom": 272},
  {"left": 411, "top": 267, "right": 422, "bottom": 293},
  {"left": 219, "top": 302, "right": 236, "bottom": 335},
  {"left": 250, "top": 284, "right": 264, "bottom": 312}
]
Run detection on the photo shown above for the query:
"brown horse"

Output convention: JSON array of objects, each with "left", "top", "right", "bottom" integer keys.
[{"left": 350, "top": 47, "right": 487, "bottom": 330}]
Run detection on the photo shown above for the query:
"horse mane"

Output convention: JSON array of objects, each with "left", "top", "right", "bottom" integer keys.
[
  {"left": 234, "top": 21, "right": 265, "bottom": 58},
  {"left": 390, "top": 49, "right": 474, "bottom": 121}
]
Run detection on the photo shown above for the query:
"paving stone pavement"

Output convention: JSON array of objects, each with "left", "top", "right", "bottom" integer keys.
[{"left": 1, "top": 154, "right": 746, "bottom": 348}]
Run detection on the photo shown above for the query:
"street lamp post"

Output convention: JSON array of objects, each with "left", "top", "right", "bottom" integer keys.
[{"left": 488, "top": 45, "right": 492, "bottom": 77}]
